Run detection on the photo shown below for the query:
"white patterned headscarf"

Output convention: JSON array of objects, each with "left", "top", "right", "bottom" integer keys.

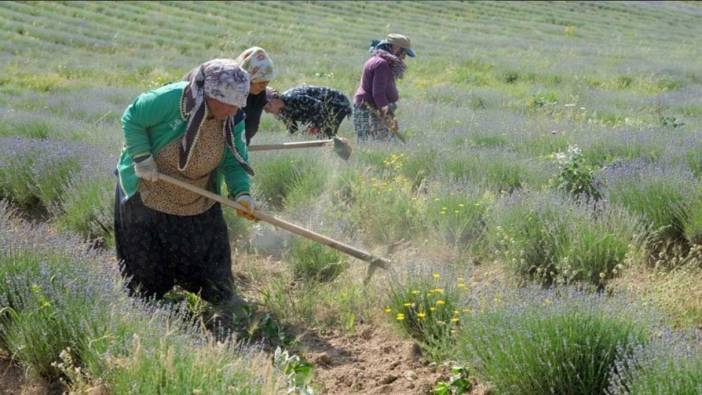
[
  {"left": 180, "top": 59, "right": 254, "bottom": 175},
  {"left": 235, "top": 47, "right": 275, "bottom": 82}
]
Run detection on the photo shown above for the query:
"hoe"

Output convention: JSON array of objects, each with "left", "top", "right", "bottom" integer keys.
[
  {"left": 249, "top": 136, "right": 353, "bottom": 160},
  {"left": 158, "top": 173, "right": 391, "bottom": 283}
]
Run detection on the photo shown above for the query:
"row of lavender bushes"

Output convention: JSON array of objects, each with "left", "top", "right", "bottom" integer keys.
[
  {"left": 0, "top": 137, "right": 115, "bottom": 246},
  {"left": 0, "top": 201, "right": 279, "bottom": 393},
  {"left": 3, "top": 136, "right": 702, "bottom": 287},
  {"left": 385, "top": 269, "right": 702, "bottom": 394}
]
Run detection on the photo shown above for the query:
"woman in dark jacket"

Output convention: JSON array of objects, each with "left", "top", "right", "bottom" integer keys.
[
  {"left": 264, "top": 85, "right": 352, "bottom": 138},
  {"left": 353, "top": 33, "right": 415, "bottom": 142}
]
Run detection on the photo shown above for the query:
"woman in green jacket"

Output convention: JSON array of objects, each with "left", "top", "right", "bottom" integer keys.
[{"left": 114, "top": 59, "right": 254, "bottom": 325}]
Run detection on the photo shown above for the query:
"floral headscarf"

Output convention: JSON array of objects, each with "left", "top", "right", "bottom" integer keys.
[
  {"left": 181, "top": 59, "right": 254, "bottom": 175},
  {"left": 235, "top": 47, "right": 275, "bottom": 82}
]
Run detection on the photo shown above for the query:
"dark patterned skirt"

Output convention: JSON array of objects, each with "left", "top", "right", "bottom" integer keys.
[
  {"left": 352, "top": 103, "right": 398, "bottom": 142},
  {"left": 113, "top": 184, "right": 234, "bottom": 304}
]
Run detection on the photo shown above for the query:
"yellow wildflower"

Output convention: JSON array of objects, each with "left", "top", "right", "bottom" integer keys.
[
  {"left": 433, "top": 288, "right": 444, "bottom": 294},
  {"left": 396, "top": 313, "right": 405, "bottom": 321},
  {"left": 384, "top": 307, "right": 392, "bottom": 313},
  {"left": 436, "top": 300, "right": 446, "bottom": 306},
  {"left": 403, "top": 302, "right": 415, "bottom": 308},
  {"left": 451, "top": 317, "right": 460, "bottom": 323},
  {"left": 417, "top": 312, "right": 426, "bottom": 319},
  {"left": 432, "top": 273, "right": 440, "bottom": 279},
  {"left": 411, "top": 290, "right": 420, "bottom": 295},
  {"left": 430, "top": 307, "right": 436, "bottom": 312}
]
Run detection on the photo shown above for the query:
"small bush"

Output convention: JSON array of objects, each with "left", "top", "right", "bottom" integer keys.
[
  {"left": 553, "top": 144, "right": 601, "bottom": 200},
  {"left": 608, "top": 331, "right": 702, "bottom": 395},
  {"left": 253, "top": 153, "right": 328, "bottom": 209},
  {"left": 386, "top": 271, "right": 464, "bottom": 359},
  {"left": 487, "top": 192, "right": 644, "bottom": 286},
  {"left": 0, "top": 138, "right": 97, "bottom": 211},
  {"left": 602, "top": 163, "right": 700, "bottom": 244},
  {"left": 454, "top": 287, "right": 653, "bottom": 395},
  {"left": 289, "top": 238, "right": 347, "bottom": 283},
  {"left": 426, "top": 187, "right": 492, "bottom": 249},
  {"left": 343, "top": 171, "right": 425, "bottom": 244},
  {"left": 53, "top": 173, "right": 114, "bottom": 245}
]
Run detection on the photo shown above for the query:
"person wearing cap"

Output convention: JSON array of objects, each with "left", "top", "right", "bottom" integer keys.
[
  {"left": 353, "top": 33, "right": 415, "bottom": 142},
  {"left": 264, "top": 85, "right": 352, "bottom": 138},
  {"left": 235, "top": 47, "right": 276, "bottom": 145},
  {"left": 114, "top": 59, "right": 255, "bottom": 331}
]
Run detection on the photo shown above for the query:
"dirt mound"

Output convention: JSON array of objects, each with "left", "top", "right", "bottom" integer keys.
[{"left": 299, "top": 325, "right": 448, "bottom": 394}]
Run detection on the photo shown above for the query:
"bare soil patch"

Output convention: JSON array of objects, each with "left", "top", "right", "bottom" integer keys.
[{"left": 298, "top": 324, "right": 447, "bottom": 394}]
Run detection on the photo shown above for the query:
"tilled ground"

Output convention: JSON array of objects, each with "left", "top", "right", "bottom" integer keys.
[{"left": 299, "top": 324, "right": 448, "bottom": 394}]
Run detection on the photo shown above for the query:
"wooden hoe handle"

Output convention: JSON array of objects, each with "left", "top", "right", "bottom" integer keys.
[
  {"left": 157, "top": 174, "right": 391, "bottom": 270},
  {"left": 248, "top": 140, "right": 333, "bottom": 151}
]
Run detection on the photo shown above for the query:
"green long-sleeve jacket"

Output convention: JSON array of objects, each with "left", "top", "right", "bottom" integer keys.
[{"left": 116, "top": 81, "right": 250, "bottom": 201}]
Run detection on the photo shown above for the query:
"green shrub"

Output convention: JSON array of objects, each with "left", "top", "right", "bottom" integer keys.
[
  {"left": 0, "top": 140, "right": 81, "bottom": 210},
  {"left": 487, "top": 192, "right": 644, "bottom": 286},
  {"left": 426, "top": 188, "right": 492, "bottom": 249},
  {"left": 605, "top": 169, "right": 699, "bottom": 243},
  {"left": 54, "top": 174, "right": 114, "bottom": 245},
  {"left": 609, "top": 333, "right": 702, "bottom": 395},
  {"left": 253, "top": 153, "right": 327, "bottom": 209},
  {"left": 289, "top": 238, "right": 347, "bottom": 283},
  {"left": 454, "top": 287, "right": 651, "bottom": 395},
  {"left": 0, "top": 204, "right": 279, "bottom": 391},
  {"left": 345, "top": 172, "right": 425, "bottom": 244},
  {"left": 684, "top": 198, "right": 702, "bottom": 244},
  {"left": 553, "top": 144, "right": 601, "bottom": 200}
]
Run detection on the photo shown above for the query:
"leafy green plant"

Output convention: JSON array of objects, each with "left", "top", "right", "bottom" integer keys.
[
  {"left": 273, "top": 347, "right": 315, "bottom": 395},
  {"left": 433, "top": 365, "right": 472, "bottom": 394},
  {"left": 554, "top": 144, "right": 601, "bottom": 200}
]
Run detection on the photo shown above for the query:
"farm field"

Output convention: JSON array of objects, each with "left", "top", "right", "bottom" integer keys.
[{"left": 1, "top": 1, "right": 702, "bottom": 394}]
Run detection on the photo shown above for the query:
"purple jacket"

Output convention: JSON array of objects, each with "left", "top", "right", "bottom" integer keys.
[{"left": 353, "top": 55, "right": 398, "bottom": 109}]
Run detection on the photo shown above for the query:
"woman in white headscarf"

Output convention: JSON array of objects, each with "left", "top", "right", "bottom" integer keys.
[
  {"left": 234, "top": 47, "right": 276, "bottom": 145},
  {"left": 114, "top": 59, "right": 254, "bottom": 326}
]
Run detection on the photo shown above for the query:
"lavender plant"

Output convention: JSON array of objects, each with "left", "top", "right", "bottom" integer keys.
[
  {"left": 454, "top": 286, "right": 657, "bottom": 395},
  {"left": 600, "top": 161, "right": 702, "bottom": 246},
  {"left": 608, "top": 329, "right": 702, "bottom": 394},
  {"left": 0, "top": 203, "right": 279, "bottom": 391},
  {"left": 486, "top": 191, "right": 644, "bottom": 286}
]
